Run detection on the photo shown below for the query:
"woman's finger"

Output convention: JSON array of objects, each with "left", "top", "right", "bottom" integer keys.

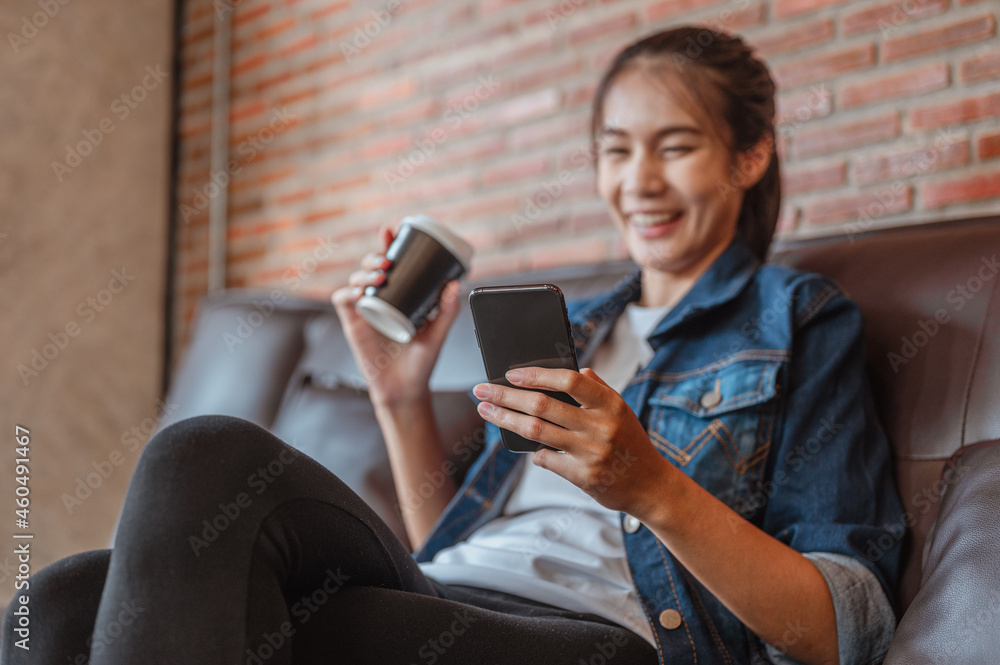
[
  {"left": 504, "top": 367, "right": 607, "bottom": 408},
  {"left": 360, "top": 252, "right": 391, "bottom": 271},
  {"left": 477, "top": 401, "right": 573, "bottom": 451},
  {"left": 473, "top": 382, "right": 580, "bottom": 431},
  {"left": 347, "top": 269, "right": 387, "bottom": 289}
]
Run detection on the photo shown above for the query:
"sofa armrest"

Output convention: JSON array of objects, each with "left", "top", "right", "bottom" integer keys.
[{"left": 884, "top": 439, "right": 1000, "bottom": 664}]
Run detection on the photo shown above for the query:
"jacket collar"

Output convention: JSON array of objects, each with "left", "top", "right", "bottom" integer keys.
[{"left": 571, "top": 235, "right": 760, "bottom": 356}]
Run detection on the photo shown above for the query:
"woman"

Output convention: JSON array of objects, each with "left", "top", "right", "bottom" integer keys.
[{"left": 3, "top": 27, "right": 903, "bottom": 665}]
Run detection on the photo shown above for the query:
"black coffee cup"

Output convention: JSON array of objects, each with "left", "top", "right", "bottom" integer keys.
[{"left": 356, "top": 215, "right": 474, "bottom": 343}]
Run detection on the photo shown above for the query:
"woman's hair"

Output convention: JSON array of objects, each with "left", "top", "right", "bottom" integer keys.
[{"left": 591, "top": 26, "right": 781, "bottom": 261}]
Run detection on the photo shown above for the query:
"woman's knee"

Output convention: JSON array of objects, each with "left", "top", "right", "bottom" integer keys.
[{"left": 136, "top": 415, "right": 290, "bottom": 486}]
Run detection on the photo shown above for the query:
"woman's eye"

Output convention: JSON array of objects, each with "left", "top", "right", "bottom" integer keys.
[
  {"left": 599, "top": 146, "right": 630, "bottom": 157},
  {"left": 661, "top": 146, "right": 693, "bottom": 156}
]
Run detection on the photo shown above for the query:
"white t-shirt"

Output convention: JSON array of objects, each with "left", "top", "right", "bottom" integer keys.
[{"left": 419, "top": 302, "right": 670, "bottom": 646}]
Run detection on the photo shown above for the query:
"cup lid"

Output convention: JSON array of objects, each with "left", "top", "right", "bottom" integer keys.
[
  {"left": 356, "top": 295, "right": 416, "bottom": 344},
  {"left": 400, "top": 214, "right": 473, "bottom": 272}
]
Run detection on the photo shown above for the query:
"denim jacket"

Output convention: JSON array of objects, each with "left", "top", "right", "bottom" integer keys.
[{"left": 415, "top": 236, "right": 904, "bottom": 664}]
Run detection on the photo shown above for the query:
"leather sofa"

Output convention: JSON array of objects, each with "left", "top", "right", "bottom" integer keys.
[{"left": 159, "top": 215, "right": 1000, "bottom": 662}]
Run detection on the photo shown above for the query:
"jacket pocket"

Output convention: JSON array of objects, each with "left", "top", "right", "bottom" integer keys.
[{"left": 645, "top": 357, "right": 782, "bottom": 511}]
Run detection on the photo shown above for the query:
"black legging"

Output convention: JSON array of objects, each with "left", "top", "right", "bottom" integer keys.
[{"left": 1, "top": 415, "right": 657, "bottom": 664}]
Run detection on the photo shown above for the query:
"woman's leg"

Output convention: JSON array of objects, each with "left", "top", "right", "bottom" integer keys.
[
  {"left": 1, "top": 549, "right": 110, "bottom": 664},
  {"left": 89, "top": 414, "right": 438, "bottom": 665},
  {"left": 292, "top": 583, "right": 659, "bottom": 665}
]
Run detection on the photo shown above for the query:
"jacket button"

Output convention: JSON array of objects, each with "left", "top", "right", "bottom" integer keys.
[
  {"left": 699, "top": 390, "right": 722, "bottom": 409},
  {"left": 623, "top": 515, "right": 641, "bottom": 533},
  {"left": 659, "top": 609, "right": 682, "bottom": 630}
]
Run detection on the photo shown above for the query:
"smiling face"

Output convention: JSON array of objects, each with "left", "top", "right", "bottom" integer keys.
[{"left": 596, "top": 61, "right": 749, "bottom": 282}]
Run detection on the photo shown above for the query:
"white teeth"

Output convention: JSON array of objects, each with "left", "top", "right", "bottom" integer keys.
[{"left": 630, "top": 212, "right": 680, "bottom": 227}]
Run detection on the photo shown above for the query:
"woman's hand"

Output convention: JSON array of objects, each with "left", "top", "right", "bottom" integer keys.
[
  {"left": 332, "top": 226, "right": 462, "bottom": 407},
  {"left": 472, "top": 367, "right": 674, "bottom": 519}
]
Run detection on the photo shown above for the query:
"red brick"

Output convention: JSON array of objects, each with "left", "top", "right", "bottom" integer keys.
[
  {"left": 483, "top": 155, "right": 550, "bottom": 186},
  {"left": 794, "top": 112, "right": 900, "bottom": 158},
  {"left": 453, "top": 22, "right": 515, "bottom": 49},
  {"left": 910, "top": 92, "right": 1000, "bottom": 130},
  {"left": 233, "top": 4, "right": 271, "bottom": 27},
  {"left": 568, "top": 12, "right": 636, "bottom": 45},
  {"left": 645, "top": 0, "right": 726, "bottom": 23},
  {"left": 517, "top": 59, "right": 582, "bottom": 92},
  {"left": 803, "top": 186, "right": 913, "bottom": 226},
  {"left": 566, "top": 82, "right": 597, "bottom": 109},
  {"left": 774, "top": 0, "right": 851, "bottom": 19},
  {"left": 359, "top": 79, "right": 417, "bottom": 110},
  {"left": 441, "top": 135, "right": 507, "bottom": 167},
  {"left": 384, "top": 98, "right": 438, "bottom": 126},
  {"left": 361, "top": 134, "right": 414, "bottom": 160},
  {"left": 530, "top": 236, "right": 609, "bottom": 270},
  {"left": 842, "top": 0, "right": 948, "bottom": 37},
  {"left": 302, "top": 207, "right": 347, "bottom": 224},
  {"left": 325, "top": 174, "right": 370, "bottom": 194},
  {"left": 491, "top": 38, "right": 551, "bottom": 70},
  {"left": 840, "top": 62, "right": 950, "bottom": 109},
  {"left": 481, "top": 0, "right": 532, "bottom": 12},
  {"left": 751, "top": 18, "right": 834, "bottom": 57},
  {"left": 279, "top": 33, "right": 318, "bottom": 59},
  {"left": 854, "top": 139, "right": 970, "bottom": 182},
  {"left": 884, "top": 14, "right": 996, "bottom": 62},
  {"left": 782, "top": 160, "right": 846, "bottom": 195},
  {"left": 227, "top": 246, "right": 268, "bottom": 265},
  {"left": 979, "top": 132, "right": 1000, "bottom": 160},
  {"left": 509, "top": 113, "right": 590, "bottom": 150},
  {"left": 921, "top": 170, "right": 1000, "bottom": 208},
  {"left": 961, "top": 50, "right": 1000, "bottom": 83},
  {"left": 453, "top": 193, "right": 522, "bottom": 221},
  {"left": 231, "top": 53, "right": 268, "bottom": 77},
  {"left": 773, "top": 44, "right": 876, "bottom": 89},
  {"left": 308, "top": 0, "right": 349, "bottom": 20},
  {"left": 776, "top": 85, "right": 833, "bottom": 126},
  {"left": 227, "top": 218, "right": 295, "bottom": 241},
  {"left": 256, "top": 16, "right": 295, "bottom": 40},
  {"left": 567, "top": 210, "right": 612, "bottom": 233},
  {"left": 701, "top": 1, "right": 766, "bottom": 31},
  {"left": 492, "top": 88, "right": 561, "bottom": 125}
]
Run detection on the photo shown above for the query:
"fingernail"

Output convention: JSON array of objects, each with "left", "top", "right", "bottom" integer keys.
[
  {"left": 477, "top": 402, "right": 493, "bottom": 416},
  {"left": 506, "top": 369, "right": 523, "bottom": 383},
  {"left": 473, "top": 384, "right": 490, "bottom": 399}
]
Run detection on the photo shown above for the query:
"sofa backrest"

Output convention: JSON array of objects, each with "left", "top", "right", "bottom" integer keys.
[
  {"left": 771, "top": 215, "right": 1000, "bottom": 607},
  {"left": 161, "top": 216, "right": 1000, "bottom": 605}
]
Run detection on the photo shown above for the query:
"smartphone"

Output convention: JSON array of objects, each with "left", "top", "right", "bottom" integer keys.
[{"left": 469, "top": 284, "right": 580, "bottom": 453}]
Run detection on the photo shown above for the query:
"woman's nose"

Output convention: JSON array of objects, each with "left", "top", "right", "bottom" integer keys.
[{"left": 623, "top": 151, "right": 667, "bottom": 197}]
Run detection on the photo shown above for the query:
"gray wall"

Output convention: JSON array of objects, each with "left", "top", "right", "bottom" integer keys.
[{"left": 0, "top": 1, "right": 174, "bottom": 609}]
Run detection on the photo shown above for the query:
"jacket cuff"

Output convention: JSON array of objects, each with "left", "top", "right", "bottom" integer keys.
[{"left": 765, "top": 552, "right": 896, "bottom": 665}]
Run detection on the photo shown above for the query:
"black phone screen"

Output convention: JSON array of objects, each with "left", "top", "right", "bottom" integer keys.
[{"left": 469, "top": 284, "right": 579, "bottom": 452}]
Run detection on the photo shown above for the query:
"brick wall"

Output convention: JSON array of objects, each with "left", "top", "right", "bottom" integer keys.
[{"left": 174, "top": 0, "right": 1000, "bottom": 355}]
